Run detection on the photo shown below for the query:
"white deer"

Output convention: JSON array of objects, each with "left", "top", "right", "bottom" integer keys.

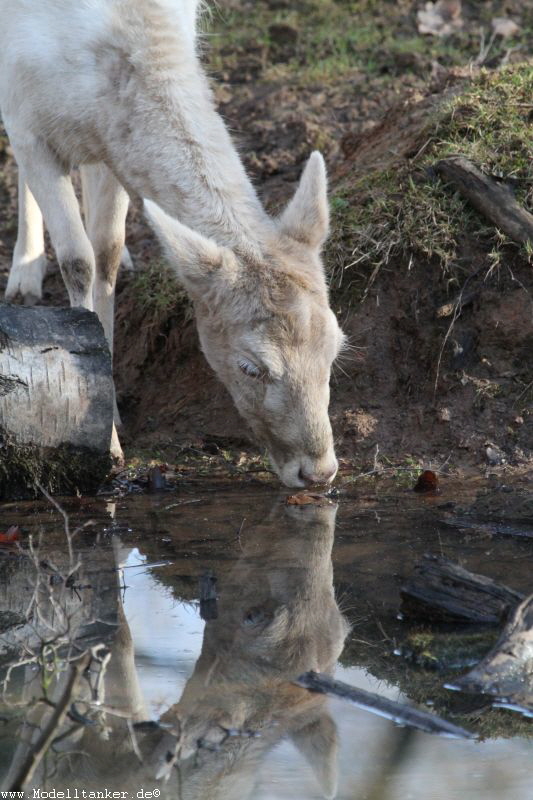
[{"left": 0, "top": 0, "right": 345, "bottom": 487}]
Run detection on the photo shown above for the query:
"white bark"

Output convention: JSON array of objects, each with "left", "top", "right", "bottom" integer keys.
[{"left": 0, "top": 304, "right": 113, "bottom": 495}]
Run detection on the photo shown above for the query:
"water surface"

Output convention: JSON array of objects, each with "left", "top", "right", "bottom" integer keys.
[{"left": 1, "top": 477, "right": 532, "bottom": 799}]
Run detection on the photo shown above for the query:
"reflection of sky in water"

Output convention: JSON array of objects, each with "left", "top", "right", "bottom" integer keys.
[
  {"left": 122, "top": 548, "right": 533, "bottom": 800},
  {"left": 121, "top": 548, "right": 204, "bottom": 716}
]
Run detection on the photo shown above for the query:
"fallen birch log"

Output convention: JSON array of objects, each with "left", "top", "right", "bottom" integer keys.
[
  {"left": 400, "top": 554, "right": 523, "bottom": 625},
  {"left": 0, "top": 304, "right": 113, "bottom": 497},
  {"left": 434, "top": 156, "right": 533, "bottom": 245}
]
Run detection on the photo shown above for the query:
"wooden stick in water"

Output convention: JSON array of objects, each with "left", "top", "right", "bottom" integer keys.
[{"left": 294, "top": 671, "right": 475, "bottom": 740}]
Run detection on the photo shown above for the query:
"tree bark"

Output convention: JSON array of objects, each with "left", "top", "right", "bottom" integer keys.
[
  {"left": 0, "top": 304, "right": 113, "bottom": 497},
  {"left": 447, "top": 593, "right": 533, "bottom": 715},
  {"left": 434, "top": 156, "right": 533, "bottom": 245}
]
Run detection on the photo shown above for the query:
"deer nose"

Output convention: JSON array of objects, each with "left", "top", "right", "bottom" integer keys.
[{"left": 298, "top": 464, "right": 337, "bottom": 486}]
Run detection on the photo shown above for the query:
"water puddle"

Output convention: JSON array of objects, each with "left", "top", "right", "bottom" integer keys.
[{"left": 0, "top": 477, "right": 532, "bottom": 799}]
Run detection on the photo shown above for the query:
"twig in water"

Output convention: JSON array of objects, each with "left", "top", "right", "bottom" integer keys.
[
  {"left": 35, "top": 483, "right": 74, "bottom": 570},
  {"left": 7, "top": 650, "right": 93, "bottom": 790},
  {"left": 127, "top": 718, "right": 144, "bottom": 764},
  {"left": 236, "top": 517, "right": 246, "bottom": 551}
]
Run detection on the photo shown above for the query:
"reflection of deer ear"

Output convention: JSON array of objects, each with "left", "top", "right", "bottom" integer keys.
[{"left": 291, "top": 712, "right": 338, "bottom": 799}]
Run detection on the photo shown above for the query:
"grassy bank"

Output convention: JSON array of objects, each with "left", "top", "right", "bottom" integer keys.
[
  {"left": 205, "top": 0, "right": 530, "bottom": 86},
  {"left": 329, "top": 63, "right": 533, "bottom": 301}
]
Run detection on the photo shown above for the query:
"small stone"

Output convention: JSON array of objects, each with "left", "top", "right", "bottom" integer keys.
[
  {"left": 439, "top": 0, "right": 462, "bottom": 21},
  {"left": 485, "top": 445, "right": 506, "bottom": 466},
  {"left": 513, "top": 416, "right": 524, "bottom": 426},
  {"left": 438, "top": 407, "right": 452, "bottom": 422}
]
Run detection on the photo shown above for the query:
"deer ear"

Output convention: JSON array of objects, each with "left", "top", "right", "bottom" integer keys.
[
  {"left": 279, "top": 151, "right": 330, "bottom": 249},
  {"left": 291, "top": 712, "right": 338, "bottom": 799},
  {"left": 144, "top": 200, "right": 237, "bottom": 293}
]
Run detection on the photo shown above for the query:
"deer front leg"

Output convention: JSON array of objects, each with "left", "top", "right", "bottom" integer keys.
[
  {"left": 81, "top": 163, "right": 129, "bottom": 461},
  {"left": 81, "top": 163, "right": 129, "bottom": 351},
  {"left": 8, "top": 137, "right": 95, "bottom": 310},
  {"left": 4, "top": 136, "right": 127, "bottom": 461},
  {"left": 5, "top": 172, "right": 47, "bottom": 305}
]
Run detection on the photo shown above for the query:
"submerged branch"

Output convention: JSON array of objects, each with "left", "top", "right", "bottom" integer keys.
[
  {"left": 294, "top": 671, "right": 475, "bottom": 739},
  {"left": 7, "top": 651, "right": 93, "bottom": 791},
  {"left": 400, "top": 554, "right": 524, "bottom": 625}
]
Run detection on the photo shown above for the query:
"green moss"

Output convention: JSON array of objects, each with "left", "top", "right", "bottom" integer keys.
[
  {"left": 0, "top": 428, "right": 111, "bottom": 499},
  {"left": 339, "top": 612, "right": 533, "bottom": 739},
  {"left": 329, "top": 64, "right": 533, "bottom": 299},
  {"left": 400, "top": 628, "right": 498, "bottom": 671}
]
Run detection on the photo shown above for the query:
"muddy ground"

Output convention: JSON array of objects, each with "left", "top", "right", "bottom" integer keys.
[{"left": 0, "top": 0, "right": 532, "bottom": 481}]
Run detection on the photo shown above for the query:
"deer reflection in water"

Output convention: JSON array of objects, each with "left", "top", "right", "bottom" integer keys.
[
  {"left": 2, "top": 500, "right": 348, "bottom": 800},
  {"left": 161, "top": 500, "right": 349, "bottom": 799}
]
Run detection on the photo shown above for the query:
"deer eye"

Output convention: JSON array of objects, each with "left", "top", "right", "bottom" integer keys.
[{"left": 238, "top": 359, "right": 263, "bottom": 379}]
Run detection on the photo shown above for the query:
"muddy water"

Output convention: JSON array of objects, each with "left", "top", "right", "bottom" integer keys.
[{"left": 0, "top": 477, "right": 532, "bottom": 799}]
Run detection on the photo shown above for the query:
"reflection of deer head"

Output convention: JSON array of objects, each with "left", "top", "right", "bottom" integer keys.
[{"left": 161, "top": 501, "right": 349, "bottom": 800}]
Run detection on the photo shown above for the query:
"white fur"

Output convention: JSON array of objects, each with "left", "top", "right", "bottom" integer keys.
[
  {"left": 5, "top": 173, "right": 47, "bottom": 305},
  {"left": 0, "top": 0, "right": 343, "bottom": 485}
]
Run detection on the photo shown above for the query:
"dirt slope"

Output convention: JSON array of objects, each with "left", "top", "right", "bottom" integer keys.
[{"left": 0, "top": 0, "right": 531, "bottom": 477}]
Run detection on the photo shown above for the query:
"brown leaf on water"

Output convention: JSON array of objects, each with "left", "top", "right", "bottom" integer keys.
[
  {"left": 413, "top": 470, "right": 439, "bottom": 493},
  {"left": 0, "top": 525, "right": 21, "bottom": 544},
  {"left": 286, "top": 492, "right": 334, "bottom": 507}
]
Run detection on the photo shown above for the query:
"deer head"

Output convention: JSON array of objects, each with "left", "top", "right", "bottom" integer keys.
[{"left": 145, "top": 152, "right": 344, "bottom": 488}]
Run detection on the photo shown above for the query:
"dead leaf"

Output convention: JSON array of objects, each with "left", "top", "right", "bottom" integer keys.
[
  {"left": 0, "top": 525, "right": 21, "bottom": 543},
  {"left": 413, "top": 470, "right": 439, "bottom": 493},
  {"left": 417, "top": 1, "right": 463, "bottom": 36},
  {"left": 286, "top": 492, "right": 334, "bottom": 507},
  {"left": 491, "top": 17, "right": 520, "bottom": 39}
]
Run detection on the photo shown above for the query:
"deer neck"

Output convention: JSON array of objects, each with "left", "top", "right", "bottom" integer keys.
[{"left": 143, "top": 74, "right": 273, "bottom": 261}]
